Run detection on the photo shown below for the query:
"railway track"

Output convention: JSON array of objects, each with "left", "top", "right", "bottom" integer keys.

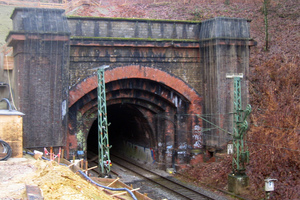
[
  {"left": 87, "top": 152, "right": 228, "bottom": 200},
  {"left": 110, "top": 154, "right": 218, "bottom": 200}
]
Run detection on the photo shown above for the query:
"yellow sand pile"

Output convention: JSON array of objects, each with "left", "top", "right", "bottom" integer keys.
[
  {"left": 0, "top": 156, "right": 113, "bottom": 200},
  {"left": 32, "top": 160, "right": 113, "bottom": 200}
]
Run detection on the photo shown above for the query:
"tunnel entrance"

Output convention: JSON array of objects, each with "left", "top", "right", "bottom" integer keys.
[
  {"left": 87, "top": 103, "right": 154, "bottom": 162},
  {"left": 68, "top": 67, "right": 203, "bottom": 169}
]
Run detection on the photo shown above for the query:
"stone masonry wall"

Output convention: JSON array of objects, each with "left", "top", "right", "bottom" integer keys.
[
  {"left": 67, "top": 16, "right": 200, "bottom": 39},
  {"left": 67, "top": 16, "right": 202, "bottom": 98}
]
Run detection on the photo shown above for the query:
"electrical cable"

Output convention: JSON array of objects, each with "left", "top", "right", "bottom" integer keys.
[
  {"left": 24, "top": 151, "right": 138, "bottom": 200},
  {"left": 245, "top": 141, "right": 300, "bottom": 152},
  {"left": 0, "top": 140, "right": 12, "bottom": 161},
  {"left": 5, "top": 54, "right": 17, "bottom": 110},
  {"left": 107, "top": 110, "right": 298, "bottom": 153},
  {"left": 249, "top": 123, "right": 300, "bottom": 131},
  {"left": 77, "top": 170, "right": 138, "bottom": 200},
  {"left": 180, "top": 113, "right": 299, "bottom": 136},
  {"left": 196, "top": 114, "right": 233, "bottom": 135}
]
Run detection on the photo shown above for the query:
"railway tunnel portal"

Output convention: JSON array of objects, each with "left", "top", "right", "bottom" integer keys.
[
  {"left": 4, "top": 8, "right": 255, "bottom": 170},
  {"left": 68, "top": 66, "right": 202, "bottom": 169}
]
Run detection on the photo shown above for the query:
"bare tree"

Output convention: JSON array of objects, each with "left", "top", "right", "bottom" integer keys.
[{"left": 263, "top": 0, "right": 270, "bottom": 51}]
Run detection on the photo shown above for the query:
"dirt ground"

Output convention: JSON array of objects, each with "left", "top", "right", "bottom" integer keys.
[{"left": 0, "top": 154, "right": 113, "bottom": 200}]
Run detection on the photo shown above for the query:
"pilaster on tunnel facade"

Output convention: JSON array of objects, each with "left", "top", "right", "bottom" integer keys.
[
  {"left": 6, "top": 8, "right": 70, "bottom": 148},
  {"left": 199, "top": 17, "right": 255, "bottom": 151}
]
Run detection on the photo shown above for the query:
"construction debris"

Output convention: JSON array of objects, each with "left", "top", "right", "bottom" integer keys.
[{"left": 0, "top": 154, "right": 113, "bottom": 199}]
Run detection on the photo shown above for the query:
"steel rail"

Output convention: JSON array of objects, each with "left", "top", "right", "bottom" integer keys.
[{"left": 111, "top": 155, "right": 217, "bottom": 200}]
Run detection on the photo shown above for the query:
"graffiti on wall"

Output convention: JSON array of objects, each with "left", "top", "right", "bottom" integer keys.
[{"left": 193, "top": 125, "right": 203, "bottom": 148}]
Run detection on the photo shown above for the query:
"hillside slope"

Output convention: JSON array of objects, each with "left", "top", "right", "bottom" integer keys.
[
  {"left": 0, "top": 6, "right": 14, "bottom": 47},
  {"left": 72, "top": 1, "right": 299, "bottom": 199}
]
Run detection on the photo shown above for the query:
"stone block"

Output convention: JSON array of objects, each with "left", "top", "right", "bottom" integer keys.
[
  {"left": 26, "top": 185, "right": 44, "bottom": 200},
  {"left": 199, "top": 17, "right": 250, "bottom": 39},
  {"left": 11, "top": 7, "right": 69, "bottom": 33}
]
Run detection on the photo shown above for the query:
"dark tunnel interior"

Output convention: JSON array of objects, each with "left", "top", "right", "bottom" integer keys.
[{"left": 87, "top": 104, "right": 153, "bottom": 157}]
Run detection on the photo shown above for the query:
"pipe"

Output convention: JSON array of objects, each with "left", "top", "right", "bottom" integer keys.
[
  {"left": 78, "top": 170, "right": 138, "bottom": 200},
  {"left": 0, "top": 98, "right": 13, "bottom": 111},
  {"left": 24, "top": 151, "right": 138, "bottom": 200},
  {"left": 0, "top": 82, "right": 9, "bottom": 87}
]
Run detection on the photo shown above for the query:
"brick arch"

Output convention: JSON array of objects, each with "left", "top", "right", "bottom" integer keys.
[{"left": 69, "top": 65, "right": 201, "bottom": 113}]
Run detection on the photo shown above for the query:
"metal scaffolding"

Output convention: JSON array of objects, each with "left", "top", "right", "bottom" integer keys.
[
  {"left": 227, "top": 73, "right": 251, "bottom": 174},
  {"left": 96, "top": 65, "right": 111, "bottom": 176}
]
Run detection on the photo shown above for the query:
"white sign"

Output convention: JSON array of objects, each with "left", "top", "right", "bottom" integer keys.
[
  {"left": 226, "top": 73, "right": 244, "bottom": 78},
  {"left": 227, "top": 144, "right": 233, "bottom": 154}
]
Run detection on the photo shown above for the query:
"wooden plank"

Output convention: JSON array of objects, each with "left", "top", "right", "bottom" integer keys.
[
  {"left": 59, "top": 159, "right": 152, "bottom": 200},
  {"left": 92, "top": 177, "right": 153, "bottom": 200},
  {"left": 112, "top": 188, "right": 140, "bottom": 197},
  {"left": 83, "top": 165, "right": 98, "bottom": 172},
  {"left": 3, "top": 56, "right": 14, "bottom": 70},
  {"left": 107, "top": 178, "right": 120, "bottom": 187}
]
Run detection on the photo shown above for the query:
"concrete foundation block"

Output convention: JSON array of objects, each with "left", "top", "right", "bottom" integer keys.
[{"left": 228, "top": 173, "right": 249, "bottom": 194}]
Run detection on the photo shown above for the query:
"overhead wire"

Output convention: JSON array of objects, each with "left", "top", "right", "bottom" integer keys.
[
  {"left": 245, "top": 141, "right": 300, "bottom": 153},
  {"left": 177, "top": 113, "right": 299, "bottom": 153},
  {"left": 196, "top": 114, "right": 232, "bottom": 135},
  {"left": 249, "top": 123, "right": 299, "bottom": 131},
  {"left": 179, "top": 113, "right": 299, "bottom": 133}
]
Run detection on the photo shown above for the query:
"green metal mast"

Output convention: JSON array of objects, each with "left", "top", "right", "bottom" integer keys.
[
  {"left": 96, "top": 65, "right": 111, "bottom": 176},
  {"left": 227, "top": 73, "right": 251, "bottom": 174}
]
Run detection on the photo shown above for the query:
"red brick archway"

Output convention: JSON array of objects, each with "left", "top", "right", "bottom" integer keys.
[
  {"left": 69, "top": 65, "right": 201, "bottom": 114},
  {"left": 67, "top": 65, "right": 203, "bottom": 166}
]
